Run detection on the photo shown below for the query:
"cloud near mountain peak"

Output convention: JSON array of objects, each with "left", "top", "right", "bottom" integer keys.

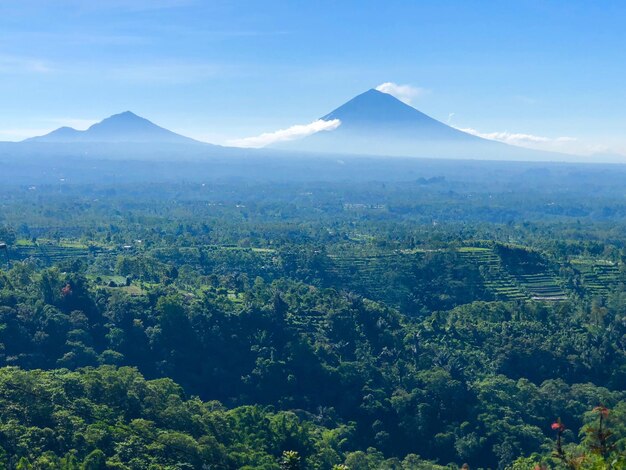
[
  {"left": 459, "top": 127, "right": 577, "bottom": 147},
  {"left": 229, "top": 119, "right": 341, "bottom": 148},
  {"left": 375, "top": 82, "right": 427, "bottom": 104}
]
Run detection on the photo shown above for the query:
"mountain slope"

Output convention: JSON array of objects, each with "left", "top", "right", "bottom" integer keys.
[
  {"left": 280, "top": 89, "right": 554, "bottom": 160},
  {"left": 26, "top": 111, "right": 201, "bottom": 144},
  {"left": 321, "top": 89, "right": 475, "bottom": 140}
]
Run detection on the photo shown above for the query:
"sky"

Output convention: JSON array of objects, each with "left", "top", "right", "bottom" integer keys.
[{"left": 1, "top": 0, "right": 626, "bottom": 156}]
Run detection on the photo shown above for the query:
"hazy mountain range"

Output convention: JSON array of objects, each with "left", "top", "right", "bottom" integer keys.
[{"left": 0, "top": 89, "right": 618, "bottom": 163}]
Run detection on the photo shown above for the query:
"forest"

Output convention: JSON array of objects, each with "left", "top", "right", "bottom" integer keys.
[{"left": 0, "top": 162, "right": 625, "bottom": 469}]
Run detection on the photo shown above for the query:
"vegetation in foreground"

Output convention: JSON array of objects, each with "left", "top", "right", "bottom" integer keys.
[{"left": 0, "top": 173, "right": 625, "bottom": 468}]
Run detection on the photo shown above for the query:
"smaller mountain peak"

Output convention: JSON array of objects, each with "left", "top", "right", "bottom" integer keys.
[
  {"left": 89, "top": 112, "right": 156, "bottom": 132},
  {"left": 25, "top": 110, "right": 200, "bottom": 144}
]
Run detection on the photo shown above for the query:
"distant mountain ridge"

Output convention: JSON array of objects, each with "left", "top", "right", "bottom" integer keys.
[
  {"left": 4, "top": 89, "right": 610, "bottom": 163},
  {"left": 26, "top": 111, "right": 201, "bottom": 144}
]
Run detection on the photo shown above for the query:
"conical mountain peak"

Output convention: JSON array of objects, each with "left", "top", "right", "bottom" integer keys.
[
  {"left": 277, "top": 87, "right": 510, "bottom": 158},
  {"left": 322, "top": 88, "right": 438, "bottom": 127}
]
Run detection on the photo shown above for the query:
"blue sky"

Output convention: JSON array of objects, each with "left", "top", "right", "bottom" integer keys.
[{"left": 1, "top": 0, "right": 626, "bottom": 155}]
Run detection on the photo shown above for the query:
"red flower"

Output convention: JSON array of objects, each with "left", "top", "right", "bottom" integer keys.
[
  {"left": 551, "top": 422, "right": 564, "bottom": 431},
  {"left": 61, "top": 284, "right": 72, "bottom": 297}
]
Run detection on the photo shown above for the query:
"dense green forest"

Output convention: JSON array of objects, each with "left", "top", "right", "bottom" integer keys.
[{"left": 0, "top": 165, "right": 625, "bottom": 469}]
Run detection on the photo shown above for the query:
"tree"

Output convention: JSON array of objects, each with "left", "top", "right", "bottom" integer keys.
[
  {"left": 81, "top": 450, "right": 107, "bottom": 470},
  {"left": 16, "top": 457, "right": 33, "bottom": 470},
  {"left": 280, "top": 450, "right": 301, "bottom": 470}
]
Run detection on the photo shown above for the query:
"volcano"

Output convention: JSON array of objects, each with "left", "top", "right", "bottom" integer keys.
[
  {"left": 279, "top": 89, "right": 543, "bottom": 160},
  {"left": 25, "top": 111, "right": 200, "bottom": 144}
]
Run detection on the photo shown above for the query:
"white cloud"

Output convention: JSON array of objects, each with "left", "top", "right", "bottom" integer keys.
[
  {"left": 375, "top": 82, "right": 427, "bottom": 104},
  {"left": 0, "top": 55, "right": 53, "bottom": 74},
  {"left": 458, "top": 127, "right": 577, "bottom": 149},
  {"left": 228, "top": 119, "right": 341, "bottom": 148}
]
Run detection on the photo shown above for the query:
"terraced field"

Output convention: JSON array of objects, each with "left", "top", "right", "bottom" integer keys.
[
  {"left": 515, "top": 273, "right": 567, "bottom": 301},
  {"left": 457, "top": 247, "right": 527, "bottom": 301},
  {"left": 326, "top": 246, "right": 575, "bottom": 304},
  {"left": 460, "top": 247, "right": 569, "bottom": 301},
  {"left": 9, "top": 243, "right": 96, "bottom": 263},
  {"left": 4, "top": 239, "right": 622, "bottom": 306},
  {"left": 571, "top": 259, "right": 622, "bottom": 297},
  {"left": 326, "top": 251, "right": 419, "bottom": 302}
]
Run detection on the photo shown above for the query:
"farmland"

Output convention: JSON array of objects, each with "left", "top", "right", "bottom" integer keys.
[
  {"left": 5, "top": 238, "right": 623, "bottom": 309},
  {"left": 1, "top": 174, "right": 626, "bottom": 469}
]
